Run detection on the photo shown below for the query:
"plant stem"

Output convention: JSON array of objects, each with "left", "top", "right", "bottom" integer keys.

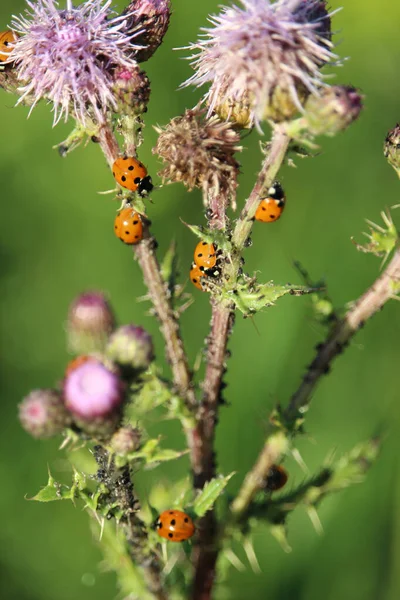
[
  {"left": 232, "top": 126, "right": 291, "bottom": 250},
  {"left": 97, "top": 123, "right": 203, "bottom": 478},
  {"left": 94, "top": 447, "right": 168, "bottom": 600},
  {"left": 230, "top": 247, "right": 400, "bottom": 520}
]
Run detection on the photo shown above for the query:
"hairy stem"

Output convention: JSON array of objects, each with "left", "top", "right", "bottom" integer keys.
[
  {"left": 230, "top": 247, "right": 400, "bottom": 519},
  {"left": 94, "top": 447, "right": 168, "bottom": 600},
  {"left": 232, "top": 126, "right": 291, "bottom": 250}
]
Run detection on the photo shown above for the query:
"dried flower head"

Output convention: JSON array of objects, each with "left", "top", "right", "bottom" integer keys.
[
  {"left": 183, "top": 0, "right": 337, "bottom": 127},
  {"left": 122, "top": 0, "right": 171, "bottom": 62},
  {"left": 11, "top": 0, "right": 144, "bottom": 125},
  {"left": 154, "top": 106, "right": 241, "bottom": 207}
]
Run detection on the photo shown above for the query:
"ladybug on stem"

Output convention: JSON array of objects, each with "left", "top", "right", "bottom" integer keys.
[
  {"left": 255, "top": 182, "right": 285, "bottom": 223},
  {"left": 112, "top": 156, "right": 153, "bottom": 196},
  {"left": 114, "top": 206, "right": 143, "bottom": 245},
  {"left": 156, "top": 510, "right": 195, "bottom": 542},
  {"left": 264, "top": 464, "right": 288, "bottom": 491}
]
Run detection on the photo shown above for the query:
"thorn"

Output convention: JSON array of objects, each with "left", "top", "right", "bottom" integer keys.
[
  {"left": 243, "top": 538, "right": 261, "bottom": 574},
  {"left": 224, "top": 548, "right": 246, "bottom": 572},
  {"left": 291, "top": 447, "right": 309, "bottom": 474},
  {"left": 307, "top": 506, "right": 323, "bottom": 535}
]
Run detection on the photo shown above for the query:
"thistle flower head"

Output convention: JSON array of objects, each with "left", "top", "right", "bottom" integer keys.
[
  {"left": 183, "top": 0, "right": 337, "bottom": 127},
  {"left": 63, "top": 359, "right": 125, "bottom": 435},
  {"left": 11, "top": 0, "right": 145, "bottom": 125},
  {"left": 154, "top": 106, "right": 241, "bottom": 206}
]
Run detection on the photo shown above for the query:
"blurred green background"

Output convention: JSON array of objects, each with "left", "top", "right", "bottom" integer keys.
[{"left": 1, "top": 1, "right": 400, "bottom": 599}]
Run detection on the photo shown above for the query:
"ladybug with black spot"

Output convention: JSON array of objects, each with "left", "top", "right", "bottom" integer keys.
[
  {"left": 194, "top": 241, "right": 217, "bottom": 271},
  {"left": 264, "top": 464, "right": 288, "bottom": 491},
  {"left": 0, "top": 30, "right": 18, "bottom": 63},
  {"left": 114, "top": 206, "right": 143, "bottom": 245},
  {"left": 156, "top": 509, "right": 195, "bottom": 542},
  {"left": 112, "top": 156, "right": 153, "bottom": 196},
  {"left": 255, "top": 182, "right": 285, "bottom": 223}
]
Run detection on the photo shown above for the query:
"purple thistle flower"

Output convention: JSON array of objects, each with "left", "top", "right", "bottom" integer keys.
[
  {"left": 11, "top": 0, "right": 144, "bottom": 125},
  {"left": 183, "top": 0, "right": 338, "bottom": 127},
  {"left": 64, "top": 359, "right": 124, "bottom": 420}
]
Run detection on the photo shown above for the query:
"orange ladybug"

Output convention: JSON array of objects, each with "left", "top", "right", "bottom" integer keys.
[
  {"left": 264, "top": 464, "right": 288, "bottom": 491},
  {"left": 190, "top": 263, "right": 207, "bottom": 291},
  {"left": 112, "top": 157, "right": 153, "bottom": 196},
  {"left": 255, "top": 182, "right": 285, "bottom": 223},
  {"left": 65, "top": 355, "right": 92, "bottom": 377},
  {"left": 156, "top": 510, "right": 195, "bottom": 542},
  {"left": 114, "top": 207, "right": 143, "bottom": 245},
  {"left": 0, "top": 30, "right": 17, "bottom": 62},
  {"left": 194, "top": 241, "right": 217, "bottom": 271}
]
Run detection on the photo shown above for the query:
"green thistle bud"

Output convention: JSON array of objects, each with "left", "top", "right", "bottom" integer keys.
[
  {"left": 304, "top": 86, "right": 363, "bottom": 136},
  {"left": 384, "top": 124, "right": 400, "bottom": 178},
  {"left": 67, "top": 291, "right": 115, "bottom": 355},
  {"left": 106, "top": 325, "right": 154, "bottom": 372},
  {"left": 111, "top": 425, "right": 141, "bottom": 456},
  {"left": 19, "top": 389, "right": 70, "bottom": 439},
  {"left": 112, "top": 65, "right": 151, "bottom": 117}
]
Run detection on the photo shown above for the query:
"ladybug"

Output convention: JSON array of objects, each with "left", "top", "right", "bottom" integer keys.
[
  {"left": 194, "top": 241, "right": 217, "bottom": 271},
  {"left": 114, "top": 206, "right": 143, "bottom": 245},
  {"left": 112, "top": 156, "right": 153, "bottom": 196},
  {"left": 65, "top": 355, "right": 92, "bottom": 377},
  {"left": 0, "top": 30, "right": 17, "bottom": 62},
  {"left": 156, "top": 510, "right": 195, "bottom": 542},
  {"left": 190, "top": 263, "right": 207, "bottom": 291},
  {"left": 255, "top": 182, "right": 285, "bottom": 223},
  {"left": 264, "top": 464, "right": 288, "bottom": 491}
]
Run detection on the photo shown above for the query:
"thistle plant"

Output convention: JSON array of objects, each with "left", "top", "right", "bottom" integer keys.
[{"left": 2, "top": 1, "right": 400, "bottom": 600}]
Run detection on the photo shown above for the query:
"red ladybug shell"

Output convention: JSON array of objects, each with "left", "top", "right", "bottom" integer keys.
[
  {"left": 194, "top": 241, "right": 217, "bottom": 270},
  {"left": 0, "top": 30, "right": 17, "bottom": 62},
  {"left": 112, "top": 157, "right": 152, "bottom": 195},
  {"left": 190, "top": 263, "right": 206, "bottom": 291},
  {"left": 265, "top": 464, "right": 288, "bottom": 491},
  {"left": 255, "top": 182, "right": 285, "bottom": 223},
  {"left": 65, "top": 355, "right": 92, "bottom": 377},
  {"left": 156, "top": 510, "right": 195, "bottom": 542},
  {"left": 114, "top": 207, "right": 143, "bottom": 245}
]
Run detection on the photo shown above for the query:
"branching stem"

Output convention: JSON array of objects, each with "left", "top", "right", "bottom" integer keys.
[{"left": 230, "top": 247, "right": 400, "bottom": 519}]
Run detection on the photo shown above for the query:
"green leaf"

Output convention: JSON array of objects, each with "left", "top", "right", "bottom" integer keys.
[
  {"left": 227, "top": 279, "right": 314, "bottom": 316},
  {"left": 193, "top": 473, "right": 235, "bottom": 517},
  {"left": 183, "top": 222, "right": 232, "bottom": 252},
  {"left": 28, "top": 470, "right": 74, "bottom": 502},
  {"left": 115, "top": 437, "right": 189, "bottom": 468}
]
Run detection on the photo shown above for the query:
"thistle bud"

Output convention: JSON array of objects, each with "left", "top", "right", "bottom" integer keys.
[
  {"left": 63, "top": 359, "right": 125, "bottom": 436},
  {"left": 67, "top": 292, "right": 115, "bottom": 355},
  {"left": 122, "top": 0, "right": 171, "bottom": 63},
  {"left": 19, "top": 389, "right": 70, "bottom": 439},
  {"left": 112, "top": 65, "right": 151, "bottom": 116},
  {"left": 106, "top": 324, "right": 154, "bottom": 372},
  {"left": 111, "top": 425, "right": 141, "bottom": 456},
  {"left": 384, "top": 125, "right": 400, "bottom": 178},
  {"left": 303, "top": 86, "right": 363, "bottom": 136}
]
